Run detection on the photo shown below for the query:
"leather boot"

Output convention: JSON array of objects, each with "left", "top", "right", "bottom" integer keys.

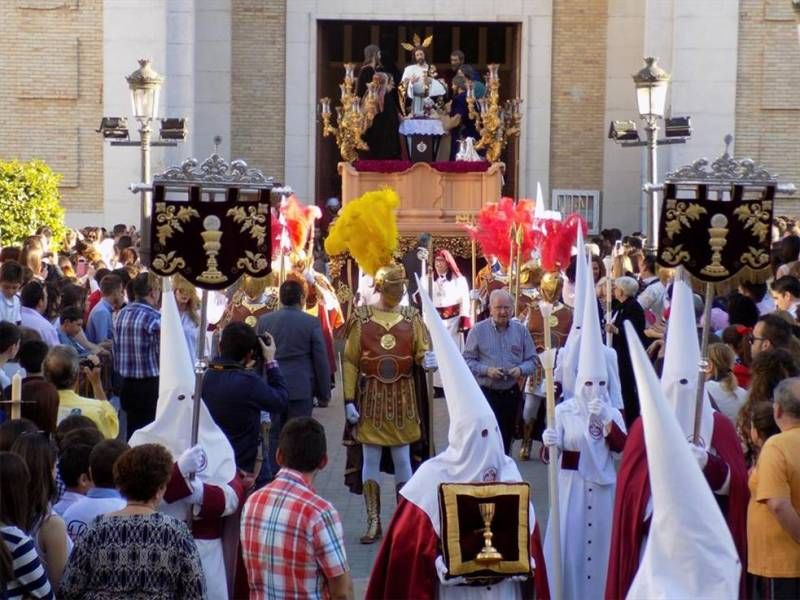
[
  {"left": 518, "top": 422, "right": 534, "bottom": 461},
  {"left": 359, "top": 479, "right": 382, "bottom": 544}
]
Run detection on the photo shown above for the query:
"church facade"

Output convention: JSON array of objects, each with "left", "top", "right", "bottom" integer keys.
[{"left": 0, "top": 0, "right": 798, "bottom": 231}]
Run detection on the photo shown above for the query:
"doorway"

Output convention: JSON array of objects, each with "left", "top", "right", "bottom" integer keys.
[{"left": 315, "top": 20, "right": 523, "bottom": 206}]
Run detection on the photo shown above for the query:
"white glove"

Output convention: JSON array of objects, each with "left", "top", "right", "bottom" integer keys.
[
  {"left": 188, "top": 479, "right": 204, "bottom": 505},
  {"left": 587, "top": 397, "right": 613, "bottom": 424},
  {"left": 422, "top": 350, "right": 438, "bottom": 371},
  {"left": 542, "top": 427, "right": 561, "bottom": 449},
  {"left": 177, "top": 445, "right": 206, "bottom": 477},
  {"left": 304, "top": 271, "right": 315, "bottom": 284},
  {"left": 469, "top": 289, "right": 482, "bottom": 301},
  {"left": 345, "top": 403, "right": 360, "bottom": 424},
  {"left": 690, "top": 444, "right": 709, "bottom": 469},
  {"left": 435, "top": 555, "right": 467, "bottom": 586}
]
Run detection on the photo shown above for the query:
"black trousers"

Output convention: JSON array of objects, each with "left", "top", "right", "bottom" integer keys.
[
  {"left": 481, "top": 385, "right": 522, "bottom": 455},
  {"left": 751, "top": 575, "right": 800, "bottom": 600},
  {"left": 120, "top": 376, "right": 159, "bottom": 440}
]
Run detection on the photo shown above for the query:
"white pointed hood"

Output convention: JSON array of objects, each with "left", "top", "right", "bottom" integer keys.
[
  {"left": 401, "top": 276, "right": 525, "bottom": 532},
  {"left": 624, "top": 321, "right": 740, "bottom": 599},
  {"left": 661, "top": 277, "right": 714, "bottom": 446},
  {"left": 534, "top": 181, "right": 546, "bottom": 219},
  {"left": 129, "top": 278, "right": 236, "bottom": 484},
  {"left": 576, "top": 253, "right": 607, "bottom": 395},
  {"left": 560, "top": 228, "right": 585, "bottom": 397}
]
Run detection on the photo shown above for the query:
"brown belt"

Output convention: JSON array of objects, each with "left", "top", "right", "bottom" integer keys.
[
  {"left": 561, "top": 450, "right": 580, "bottom": 471},
  {"left": 436, "top": 303, "right": 461, "bottom": 320}
]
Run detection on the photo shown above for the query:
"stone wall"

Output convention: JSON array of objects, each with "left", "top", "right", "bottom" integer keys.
[
  {"left": 549, "top": 0, "right": 609, "bottom": 191},
  {"left": 231, "top": 0, "right": 287, "bottom": 183},
  {"left": 736, "top": 0, "right": 800, "bottom": 214},
  {"left": 0, "top": 0, "right": 104, "bottom": 215}
]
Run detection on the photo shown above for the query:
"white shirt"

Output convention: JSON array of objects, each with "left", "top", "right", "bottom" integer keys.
[
  {"left": 756, "top": 295, "right": 775, "bottom": 315},
  {"left": 705, "top": 380, "right": 747, "bottom": 423},
  {"left": 53, "top": 491, "right": 84, "bottom": 517},
  {"left": 19, "top": 307, "right": 59, "bottom": 347},
  {"left": 62, "top": 488, "right": 126, "bottom": 542},
  {"left": 0, "top": 294, "right": 21, "bottom": 324}
]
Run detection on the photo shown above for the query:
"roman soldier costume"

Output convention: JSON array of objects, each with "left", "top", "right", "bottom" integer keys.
[{"left": 325, "top": 188, "right": 436, "bottom": 545}]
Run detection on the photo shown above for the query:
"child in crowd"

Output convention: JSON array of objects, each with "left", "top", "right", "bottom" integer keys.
[{"left": 0, "top": 260, "right": 23, "bottom": 325}]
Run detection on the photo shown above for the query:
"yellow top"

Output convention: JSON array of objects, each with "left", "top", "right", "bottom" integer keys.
[
  {"left": 747, "top": 425, "right": 800, "bottom": 577},
  {"left": 57, "top": 389, "right": 120, "bottom": 440}
]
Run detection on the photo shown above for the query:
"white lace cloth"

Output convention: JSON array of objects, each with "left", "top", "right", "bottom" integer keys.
[{"left": 399, "top": 118, "right": 445, "bottom": 136}]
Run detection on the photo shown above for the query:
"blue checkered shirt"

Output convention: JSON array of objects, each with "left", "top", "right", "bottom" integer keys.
[
  {"left": 463, "top": 317, "right": 537, "bottom": 390},
  {"left": 113, "top": 301, "right": 161, "bottom": 379}
]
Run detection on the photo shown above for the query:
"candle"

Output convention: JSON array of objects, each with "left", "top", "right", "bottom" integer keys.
[{"left": 10, "top": 370, "right": 21, "bottom": 420}]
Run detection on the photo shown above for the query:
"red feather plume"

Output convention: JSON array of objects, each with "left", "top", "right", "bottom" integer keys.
[
  {"left": 539, "top": 213, "right": 587, "bottom": 272},
  {"left": 280, "top": 195, "right": 322, "bottom": 252},
  {"left": 465, "top": 197, "right": 538, "bottom": 270}
]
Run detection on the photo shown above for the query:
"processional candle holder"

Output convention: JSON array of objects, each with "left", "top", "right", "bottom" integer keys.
[
  {"left": 475, "top": 503, "right": 503, "bottom": 564},
  {"left": 465, "top": 64, "right": 524, "bottom": 162},
  {"left": 319, "top": 63, "right": 377, "bottom": 162}
]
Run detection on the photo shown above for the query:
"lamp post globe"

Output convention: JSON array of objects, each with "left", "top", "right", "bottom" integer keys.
[
  {"left": 126, "top": 58, "right": 164, "bottom": 124},
  {"left": 633, "top": 56, "right": 670, "bottom": 120}
]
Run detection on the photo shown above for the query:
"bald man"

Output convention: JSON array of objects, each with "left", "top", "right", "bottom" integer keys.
[{"left": 463, "top": 289, "right": 537, "bottom": 453}]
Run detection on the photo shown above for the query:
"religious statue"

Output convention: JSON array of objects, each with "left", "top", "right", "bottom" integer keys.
[{"left": 399, "top": 34, "right": 447, "bottom": 117}]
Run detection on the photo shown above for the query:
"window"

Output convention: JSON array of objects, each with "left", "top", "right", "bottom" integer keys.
[{"left": 551, "top": 189, "right": 601, "bottom": 234}]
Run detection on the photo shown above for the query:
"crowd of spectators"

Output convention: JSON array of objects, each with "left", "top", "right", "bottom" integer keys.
[{"left": 7, "top": 218, "right": 800, "bottom": 597}]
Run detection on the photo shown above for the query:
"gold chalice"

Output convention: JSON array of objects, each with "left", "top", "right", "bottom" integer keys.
[{"left": 475, "top": 502, "right": 503, "bottom": 564}]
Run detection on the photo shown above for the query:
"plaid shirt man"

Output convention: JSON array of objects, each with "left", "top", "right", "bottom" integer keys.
[
  {"left": 241, "top": 468, "right": 349, "bottom": 600},
  {"left": 113, "top": 301, "right": 160, "bottom": 379}
]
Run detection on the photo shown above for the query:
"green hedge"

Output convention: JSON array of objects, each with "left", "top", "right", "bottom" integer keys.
[{"left": 0, "top": 159, "right": 67, "bottom": 250}]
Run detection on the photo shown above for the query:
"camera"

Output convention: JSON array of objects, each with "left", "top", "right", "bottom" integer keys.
[
  {"left": 79, "top": 358, "right": 98, "bottom": 370},
  {"left": 252, "top": 334, "right": 272, "bottom": 360}
]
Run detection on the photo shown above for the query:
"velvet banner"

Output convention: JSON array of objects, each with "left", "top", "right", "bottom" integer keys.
[
  {"left": 149, "top": 185, "right": 273, "bottom": 290},
  {"left": 657, "top": 182, "right": 774, "bottom": 292}
]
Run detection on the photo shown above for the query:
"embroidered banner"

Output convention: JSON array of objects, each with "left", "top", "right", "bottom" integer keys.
[
  {"left": 657, "top": 183, "right": 774, "bottom": 288},
  {"left": 149, "top": 185, "right": 272, "bottom": 290}
]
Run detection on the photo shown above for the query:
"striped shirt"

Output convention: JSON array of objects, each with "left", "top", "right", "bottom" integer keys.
[
  {"left": 112, "top": 301, "right": 160, "bottom": 379},
  {"left": 241, "top": 468, "right": 349, "bottom": 600},
  {"left": 0, "top": 525, "right": 53, "bottom": 599},
  {"left": 463, "top": 317, "right": 537, "bottom": 389}
]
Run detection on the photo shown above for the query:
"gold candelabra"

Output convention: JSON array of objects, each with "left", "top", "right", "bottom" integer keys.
[
  {"left": 466, "top": 64, "right": 523, "bottom": 163},
  {"left": 320, "top": 63, "right": 378, "bottom": 162}
]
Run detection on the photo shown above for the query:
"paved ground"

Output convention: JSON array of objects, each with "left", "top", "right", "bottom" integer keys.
[{"left": 312, "top": 370, "right": 550, "bottom": 596}]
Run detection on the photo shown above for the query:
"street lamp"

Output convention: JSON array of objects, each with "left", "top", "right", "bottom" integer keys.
[
  {"left": 609, "top": 57, "right": 691, "bottom": 253},
  {"left": 634, "top": 57, "right": 669, "bottom": 253},
  {"left": 98, "top": 59, "right": 187, "bottom": 266},
  {"left": 126, "top": 59, "right": 162, "bottom": 267}
]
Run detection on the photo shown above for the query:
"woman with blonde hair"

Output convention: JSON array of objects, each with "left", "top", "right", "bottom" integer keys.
[
  {"left": 705, "top": 342, "right": 747, "bottom": 423},
  {"left": 173, "top": 275, "right": 201, "bottom": 359},
  {"left": 19, "top": 236, "right": 47, "bottom": 282}
]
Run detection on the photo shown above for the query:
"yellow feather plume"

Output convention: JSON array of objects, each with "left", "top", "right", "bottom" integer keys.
[{"left": 324, "top": 188, "right": 400, "bottom": 277}]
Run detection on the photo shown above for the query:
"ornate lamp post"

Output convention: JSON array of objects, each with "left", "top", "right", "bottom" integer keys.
[
  {"left": 126, "top": 59, "right": 164, "bottom": 266},
  {"left": 98, "top": 59, "right": 187, "bottom": 266},
  {"left": 633, "top": 57, "right": 671, "bottom": 253}
]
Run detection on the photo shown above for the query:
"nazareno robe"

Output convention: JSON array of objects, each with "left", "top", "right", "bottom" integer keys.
[
  {"left": 605, "top": 412, "right": 749, "bottom": 599},
  {"left": 366, "top": 497, "right": 550, "bottom": 600}
]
